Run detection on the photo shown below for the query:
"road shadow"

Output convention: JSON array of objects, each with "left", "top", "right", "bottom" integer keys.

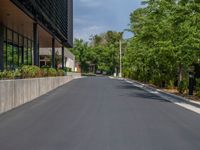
[{"left": 117, "top": 82, "right": 170, "bottom": 103}]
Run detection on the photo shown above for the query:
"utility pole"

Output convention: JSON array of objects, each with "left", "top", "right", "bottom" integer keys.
[{"left": 119, "top": 39, "right": 122, "bottom": 78}]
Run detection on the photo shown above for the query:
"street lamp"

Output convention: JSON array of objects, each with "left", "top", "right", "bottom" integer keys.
[
  {"left": 118, "top": 30, "right": 132, "bottom": 78},
  {"left": 119, "top": 39, "right": 122, "bottom": 78}
]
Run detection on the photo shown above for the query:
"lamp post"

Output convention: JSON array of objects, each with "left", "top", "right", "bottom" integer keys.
[{"left": 119, "top": 39, "right": 122, "bottom": 78}]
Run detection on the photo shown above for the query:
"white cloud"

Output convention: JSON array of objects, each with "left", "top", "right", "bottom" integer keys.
[
  {"left": 74, "top": 25, "right": 105, "bottom": 41},
  {"left": 74, "top": 17, "right": 90, "bottom": 26},
  {"left": 79, "top": 0, "right": 102, "bottom": 7}
]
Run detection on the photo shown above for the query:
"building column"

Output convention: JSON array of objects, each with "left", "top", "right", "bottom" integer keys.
[
  {"left": 0, "top": 24, "right": 4, "bottom": 71},
  {"left": 62, "top": 46, "right": 65, "bottom": 69},
  {"left": 33, "top": 23, "right": 39, "bottom": 66},
  {"left": 52, "top": 37, "right": 55, "bottom": 68}
]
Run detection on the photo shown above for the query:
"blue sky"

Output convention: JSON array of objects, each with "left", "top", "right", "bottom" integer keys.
[{"left": 74, "top": 0, "right": 142, "bottom": 41}]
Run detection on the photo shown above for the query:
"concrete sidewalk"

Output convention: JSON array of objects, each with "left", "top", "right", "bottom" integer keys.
[{"left": 116, "top": 77, "right": 200, "bottom": 114}]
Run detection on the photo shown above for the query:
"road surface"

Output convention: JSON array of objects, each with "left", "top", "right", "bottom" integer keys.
[{"left": 0, "top": 77, "right": 200, "bottom": 150}]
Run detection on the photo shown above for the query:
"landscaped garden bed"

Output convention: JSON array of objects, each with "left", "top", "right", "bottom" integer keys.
[{"left": 0, "top": 65, "right": 67, "bottom": 80}]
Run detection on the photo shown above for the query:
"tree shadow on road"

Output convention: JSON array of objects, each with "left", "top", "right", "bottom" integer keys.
[{"left": 116, "top": 82, "right": 170, "bottom": 103}]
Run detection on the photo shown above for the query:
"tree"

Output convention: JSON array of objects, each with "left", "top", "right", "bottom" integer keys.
[
  {"left": 124, "top": 0, "right": 200, "bottom": 88},
  {"left": 70, "top": 39, "right": 90, "bottom": 73}
]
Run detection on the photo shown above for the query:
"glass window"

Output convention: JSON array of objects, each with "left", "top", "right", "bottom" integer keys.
[
  {"left": 19, "top": 47, "right": 22, "bottom": 66},
  {"left": 3, "top": 43, "right": 7, "bottom": 69},
  {"left": 13, "top": 45, "right": 19, "bottom": 68},
  {"left": 7, "top": 44, "right": 12, "bottom": 70},
  {"left": 24, "top": 38, "right": 28, "bottom": 65},
  {"left": 28, "top": 40, "right": 32, "bottom": 65},
  {"left": 3, "top": 27, "right": 33, "bottom": 69}
]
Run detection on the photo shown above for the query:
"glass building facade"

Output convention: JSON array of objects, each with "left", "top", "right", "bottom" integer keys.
[
  {"left": 3, "top": 26, "right": 33, "bottom": 70},
  {"left": 0, "top": 0, "right": 73, "bottom": 71},
  {"left": 11, "top": 0, "right": 73, "bottom": 47}
]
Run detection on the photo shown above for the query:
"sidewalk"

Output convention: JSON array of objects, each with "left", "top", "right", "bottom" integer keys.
[{"left": 113, "top": 77, "right": 200, "bottom": 114}]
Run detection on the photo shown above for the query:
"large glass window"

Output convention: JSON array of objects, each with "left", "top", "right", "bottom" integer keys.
[
  {"left": 7, "top": 44, "right": 12, "bottom": 69},
  {"left": 28, "top": 40, "right": 32, "bottom": 65},
  {"left": 13, "top": 45, "right": 19, "bottom": 68},
  {"left": 24, "top": 38, "right": 28, "bottom": 65},
  {"left": 19, "top": 46, "right": 23, "bottom": 66},
  {"left": 3, "top": 43, "right": 7, "bottom": 69},
  {"left": 3, "top": 27, "right": 33, "bottom": 70}
]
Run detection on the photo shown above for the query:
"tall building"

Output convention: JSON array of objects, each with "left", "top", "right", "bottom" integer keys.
[{"left": 0, "top": 0, "right": 73, "bottom": 71}]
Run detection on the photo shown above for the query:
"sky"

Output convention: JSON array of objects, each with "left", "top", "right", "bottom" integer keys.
[{"left": 73, "top": 0, "right": 142, "bottom": 41}]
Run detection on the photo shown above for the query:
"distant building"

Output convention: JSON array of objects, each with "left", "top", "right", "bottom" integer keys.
[
  {"left": 40, "top": 48, "right": 75, "bottom": 71},
  {"left": 0, "top": 0, "right": 73, "bottom": 71}
]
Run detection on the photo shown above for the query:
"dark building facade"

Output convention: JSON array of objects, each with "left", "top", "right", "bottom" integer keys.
[{"left": 0, "top": 0, "right": 73, "bottom": 71}]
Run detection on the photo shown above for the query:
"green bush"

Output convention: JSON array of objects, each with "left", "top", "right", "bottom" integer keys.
[
  {"left": 0, "top": 65, "right": 67, "bottom": 80},
  {"left": 195, "top": 79, "right": 200, "bottom": 97},
  {"left": 0, "top": 70, "right": 16, "bottom": 80},
  {"left": 63, "top": 67, "right": 72, "bottom": 72},
  {"left": 178, "top": 80, "right": 187, "bottom": 94},
  {"left": 42, "top": 68, "right": 49, "bottom": 77},
  {"left": 47, "top": 68, "right": 57, "bottom": 77},
  {"left": 166, "top": 80, "right": 175, "bottom": 89},
  {"left": 57, "top": 69, "right": 65, "bottom": 76},
  {"left": 21, "top": 65, "right": 41, "bottom": 78}
]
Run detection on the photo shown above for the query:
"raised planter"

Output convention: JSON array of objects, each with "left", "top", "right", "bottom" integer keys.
[{"left": 0, "top": 73, "right": 81, "bottom": 114}]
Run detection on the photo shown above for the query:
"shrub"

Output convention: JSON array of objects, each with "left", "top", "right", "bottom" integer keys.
[
  {"left": 47, "top": 68, "right": 57, "bottom": 77},
  {"left": 41, "top": 68, "right": 49, "bottom": 77},
  {"left": 0, "top": 71, "right": 15, "bottom": 80},
  {"left": 166, "top": 80, "right": 175, "bottom": 89},
  {"left": 63, "top": 67, "right": 72, "bottom": 72},
  {"left": 14, "top": 69, "right": 22, "bottom": 79},
  {"left": 0, "top": 65, "right": 67, "bottom": 80},
  {"left": 21, "top": 65, "right": 41, "bottom": 78},
  {"left": 195, "top": 79, "right": 200, "bottom": 97},
  {"left": 57, "top": 69, "right": 65, "bottom": 76},
  {"left": 178, "top": 80, "right": 187, "bottom": 94}
]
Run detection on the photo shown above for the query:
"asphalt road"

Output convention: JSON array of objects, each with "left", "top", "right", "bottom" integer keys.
[{"left": 0, "top": 77, "right": 200, "bottom": 150}]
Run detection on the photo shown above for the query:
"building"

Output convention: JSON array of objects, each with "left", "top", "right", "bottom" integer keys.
[
  {"left": 40, "top": 48, "right": 75, "bottom": 71},
  {"left": 0, "top": 0, "right": 73, "bottom": 71}
]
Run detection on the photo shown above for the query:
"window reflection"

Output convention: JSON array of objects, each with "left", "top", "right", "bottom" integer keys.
[{"left": 3, "top": 27, "right": 33, "bottom": 70}]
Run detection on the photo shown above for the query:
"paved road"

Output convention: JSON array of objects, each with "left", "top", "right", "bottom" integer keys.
[{"left": 0, "top": 77, "right": 200, "bottom": 150}]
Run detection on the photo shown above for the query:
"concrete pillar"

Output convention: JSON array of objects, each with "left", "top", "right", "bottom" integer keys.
[
  {"left": 52, "top": 37, "right": 55, "bottom": 68},
  {"left": 33, "top": 23, "right": 39, "bottom": 66},
  {"left": 0, "top": 24, "right": 4, "bottom": 71},
  {"left": 62, "top": 46, "right": 65, "bottom": 69}
]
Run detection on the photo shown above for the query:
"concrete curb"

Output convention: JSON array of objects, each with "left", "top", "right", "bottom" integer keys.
[{"left": 114, "top": 77, "right": 200, "bottom": 110}]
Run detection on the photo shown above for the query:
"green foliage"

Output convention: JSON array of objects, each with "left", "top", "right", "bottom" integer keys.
[
  {"left": 70, "top": 39, "right": 89, "bottom": 73},
  {"left": 21, "top": 65, "right": 41, "bottom": 78},
  {"left": 70, "top": 0, "right": 200, "bottom": 92},
  {"left": 0, "top": 69, "right": 22, "bottom": 80},
  {"left": 70, "top": 31, "right": 123, "bottom": 74},
  {"left": 0, "top": 65, "right": 67, "bottom": 80},
  {"left": 0, "top": 71, "right": 15, "bottom": 80},
  {"left": 122, "top": 0, "right": 200, "bottom": 88},
  {"left": 41, "top": 66, "right": 66, "bottom": 77},
  {"left": 47, "top": 68, "right": 57, "bottom": 77},
  {"left": 57, "top": 69, "right": 65, "bottom": 76},
  {"left": 178, "top": 80, "right": 188, "bottom": 94},
  {"left": 63, "top": 67, "right": 72, "bottom": 72},
  {"left": 195, "top": 78, "right": 200, "bottom": 97}
]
